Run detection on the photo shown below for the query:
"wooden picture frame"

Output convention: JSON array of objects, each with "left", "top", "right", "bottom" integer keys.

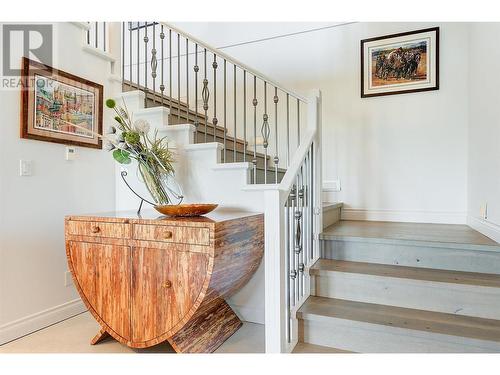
[
  {"left": 361, "top": 27, "right": 439, "bottom": 98},
  {"left": 20, "top": 57, "right": 103, "bottom": 149}
]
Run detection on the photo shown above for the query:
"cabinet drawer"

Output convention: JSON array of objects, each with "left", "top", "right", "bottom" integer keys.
[
  {"left": 67, "top": 221, "right": 131, "bottom": 239},
  {"left": 134, "top": 224, "right": 210, "bottom": 246}
]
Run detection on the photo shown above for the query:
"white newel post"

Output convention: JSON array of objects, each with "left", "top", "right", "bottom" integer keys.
[
  {"left": 311, "top": 89, "right": 323, "bottom": 261},
  {"left": 264, "top": 189, "right": 287, "bottom": 353}
]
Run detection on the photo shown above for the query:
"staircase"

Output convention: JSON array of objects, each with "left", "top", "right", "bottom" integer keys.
[{"left": 295, "top": 208, "right": 500, "bottom": 353}]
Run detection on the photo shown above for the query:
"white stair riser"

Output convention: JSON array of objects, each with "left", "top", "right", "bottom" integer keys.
[
  {"left": 299, "top": 317, "right": 500, "bottom": 353},
  {"left": 323, "top": 207, "right": 341, "bottom": 229},
  {"left": 115, "top": 91, "right": 145, "bottom": 111},
  {"left": 322, "top": 239, "right": 500, "bottom": 274},
  {"left": 312, "top": 272, "right": 500, "bottom": 320}
]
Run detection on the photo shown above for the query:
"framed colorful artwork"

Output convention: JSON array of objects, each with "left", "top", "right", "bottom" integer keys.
[
  {"left": 20, "top": 57, "right": 103, "bottom": 148},
  {"left": 361, "top": 27, "right": 439, "bottom": 98}
]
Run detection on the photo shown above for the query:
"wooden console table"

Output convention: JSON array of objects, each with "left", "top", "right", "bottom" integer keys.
[{"left": 65, "top": 209, "right": 264, "bottom": 353}]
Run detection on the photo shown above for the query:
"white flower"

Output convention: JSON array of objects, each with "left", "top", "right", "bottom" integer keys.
[{"left": 133, "top": 119, "right": 150, "bottom": 134}]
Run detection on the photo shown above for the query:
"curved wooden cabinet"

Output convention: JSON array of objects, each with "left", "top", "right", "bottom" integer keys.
[{"left": 65, "top": 210, "right": 264, "bottom": 353}]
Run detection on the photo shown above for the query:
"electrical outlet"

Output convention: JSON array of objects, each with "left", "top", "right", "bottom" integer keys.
[
  {"left": 65, "top": 271, "right": 73, "bottom": 287},
  {"left": 480, "top": 203, "right": 488, "bottom": 220}
]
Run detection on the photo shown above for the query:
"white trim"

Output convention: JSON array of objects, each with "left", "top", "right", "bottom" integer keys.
[
  {"left": 0, "top": 299, "right": 86, "bottom": 345},
  {"left": 468, "top": 216, "right": 500, "bottom": 243},
  {"left": 108, "top": 74, "right": 122, "bottom": 84},
  {"left": 82, "top": 45, "right": 116, "bottom": 63},
  {"left": 70, "top": 22, "right": 91, "bottom": 31},
  {"left": 341, "top": 208, "right": 467, "bottom": 224},
  {"left": 184, "top": 142, "right": 224, "bottom": 152},
  {"left": 135, "top": 106, "right": 170, "bottom": 116},
  {"left": 212, "top": 162, "right": 252, "bottom": 171},
  {"left": 164, "top": 124, "right": 196, "bottom": 132}
]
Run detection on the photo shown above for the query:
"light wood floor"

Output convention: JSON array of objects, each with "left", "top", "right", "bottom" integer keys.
[
  {"left": 321, "top": 220, "right": 499, "bottom": 246},
  {"left": 0, "top": 312, "right": 265, "bottom": 353}
]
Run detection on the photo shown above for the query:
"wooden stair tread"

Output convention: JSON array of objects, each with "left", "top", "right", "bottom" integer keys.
[
  {"left": 320, "top": 220, "right": 500, "bottom": 251},
  {"left": 322, "top": 202, "right": 343, "bottom": 211},
  {"left": 310, "top": 259, "right": 500, "bottom": 288},
  {"left": 297, "top": 296, "right": 500, "bottom": 343},
  {"left": 292, "top": 342, "right": 354, "bottom": 353}
]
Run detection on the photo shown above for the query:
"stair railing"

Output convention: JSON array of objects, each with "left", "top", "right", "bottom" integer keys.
[
  {"left": 121, "top": 21, "right": 309, "bottom": 184},
  {"left": 260, "top": 89, "right": 322, "bottom": 352},
  {"left": 87, "top": 22, "right": 107, "bottom": 51}
]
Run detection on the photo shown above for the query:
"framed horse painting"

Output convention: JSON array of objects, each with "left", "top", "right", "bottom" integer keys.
[{"left": 361, "top": 27, "right": 439, "bottom": 98}]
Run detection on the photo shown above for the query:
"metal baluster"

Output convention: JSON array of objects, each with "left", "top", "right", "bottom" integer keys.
[
  {"left": 121, "top": 23, "right": 124, "bottom": 81},
  {"left": 243, "top": 70, "right": 247, "bottom": 162},
  {"left": 129, "top": 23, "right": 132, "bottom": 85},
  {"left": 285, "top": 197, "right": 291, "bottom": 344},
  {"left": 177, "top": 33, "right": 180, "bottom": 122},
  {"left": 233, "top": 65, "right": 237, "bottom": 162},
  {"left": 136, "top": 22, "right": 140, "bottom": 89},
  {"left": 186, "top": 38, "right": 189, "bottom": 124},
  {"left": 223, "top": 59, "right": 227, "bottom": 159},
  {"left": 252, "top": 76, "right": 257, "bottom": 183},
  {"left": 87, "top": 24, "right": 90, "bottom": 45},
  {"left": 298, "top": 174, "right": 304, "bottom": 298},
  {"left": 286, "top": 93, "right": 290, "bottom": 167},
  {"left": 290, "top": 184, "right": 298, "bottom": 304},
  {"left": 212, "top": 54, "right": 218, "bottom": 145},
  {"left": 202, "top": 49, "right": 209, "bottom": 142},
  {"left": 261, "top": 82, "right": 269, "bottom": 184},
  {"left": 194, "top": 44, "right": 199, "bottom": 129},
  {"left": 144, "top": 23, "right": 149, "bottom": 108},
  {"left": 169, "top": 29, "right": 172, "bottom": 114},
  {"left": 160, "top": 26, "right": 165, "bottom": 107},
  {"left": 274, "top": 87, "right": 279, "bottom": 183},
  {"left": 297, "top": 98, "right": 300, "bottom": 147},
  {"left": 103, "top": 22, "right": 106, "bottom": 51},
  {"left": 151, "top": 23, "right": 157, "bottom": 106},
  {"left": 303, "top": 152, "right": 309, "bottom": 267}
]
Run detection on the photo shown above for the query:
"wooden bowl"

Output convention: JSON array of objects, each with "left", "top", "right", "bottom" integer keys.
[{"left": 154, "top": 203, "right": 218, "bottom": 217}]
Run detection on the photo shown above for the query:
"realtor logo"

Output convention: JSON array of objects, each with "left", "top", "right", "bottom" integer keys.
[{"left": 2, "top": 24, "right": 53, "bottom": 76}]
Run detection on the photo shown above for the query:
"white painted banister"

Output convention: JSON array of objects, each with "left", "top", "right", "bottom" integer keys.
[{"left": 263, "top": 89, "right": 322, "bottom": 352}]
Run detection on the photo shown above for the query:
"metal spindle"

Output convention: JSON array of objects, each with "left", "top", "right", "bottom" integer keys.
[
  {"left": 103, "top": 22, "right": 106, "bottom": 51},
  {"left": 285, "top": 197, "right": 291, "bottom": 343},
  {"left": 121, "top": 23, "right": 124, "bottom": 81},
  {"left": 243, "top": 70, "right": 247, "bottom": 162},
  {"left": 129, "top": 23, "right": 132, "bottom": 84},
  {"left": 194, "top": 44, "right": 199, "bottom": 128},
  {"left": 144, "top": 23, "right": 149, "bottom": 108},
  {"left": 202, "top": 49, "right": 208, "bottom": 142},
  {"left": 177, "top": 33, "right": 180, "bottom": 122},
  {"left": 252, "top": 76, "right": 257, "bottom": 183},
  {"left": 169, "top": 29, "right": 172, "bottom": 114},
  {"left": 262, "top": 82, "right": 269, "bottom": 184},
  {"left": 151, "top": 23, "right": 157, "bottom": 105},
  {"left": 233, "top": 65, "right": 237, "bottom": 161},
  {"left": 274, "top": 87, "right": 279, "bottom": 183},
  {"left": 160, "top": 26, "right": 165, "bottom": 107},
  {"left": 87, "top": 24, "right": 90, "bottom": 45},
  {"left": 291, "top": 184, "right": 298, "bottom": 304},
  {"left": 186, "top": 38, "right": 189, "bottom": 123},
  {"left": 136, "top": 22, "right": 140, "bottom": 89},
  {"left": 212, "top": 54, "right": 218, "bottom": 144},
  {"left": 223, "top": 59, "right": 227, "bottom": 160}
]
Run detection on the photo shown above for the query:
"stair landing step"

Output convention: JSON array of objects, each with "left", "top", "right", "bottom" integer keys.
[
  {"left": 321, "top": 220, "right": 500, "bottom": 251},
  {"left": 297, "top": 296, "right": 500, "bottom": 343},
  {"left": 292, "top": 342, "right": 354, "bottom": 353},
  {"left": 310, "top": 259, "right": 500, "bottom": 288}
]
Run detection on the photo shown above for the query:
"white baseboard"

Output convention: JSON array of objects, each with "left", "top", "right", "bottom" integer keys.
[
  {"left": 341, "top": 208, "right": 467, "bottom": 224},
  {"left": 228, "top": 302, "right": 264, "bottom": 325},
  {"left": 467, "top": 216, "right": 500, "bottom": 243},
  {"left": 0, "top": 298, "right": 86, "bottom": 345}
]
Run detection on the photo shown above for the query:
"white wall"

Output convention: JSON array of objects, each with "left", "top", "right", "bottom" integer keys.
[
  {"left": 467, "top": 23, "right": 500, "bottom": 242},
  {"left": 174, "top": 22, "right": 470, "bottom": 224},
  {"left": 0, "top": 23, "right": 120, "bottom": 343}
]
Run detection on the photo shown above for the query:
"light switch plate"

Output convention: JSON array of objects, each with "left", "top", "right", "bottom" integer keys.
[
  {"left": 323, "top": 179, "right": 341, "bottom": 192},
  {"left": 19, "top": 159, "right": 33, "bottom": 176}
]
